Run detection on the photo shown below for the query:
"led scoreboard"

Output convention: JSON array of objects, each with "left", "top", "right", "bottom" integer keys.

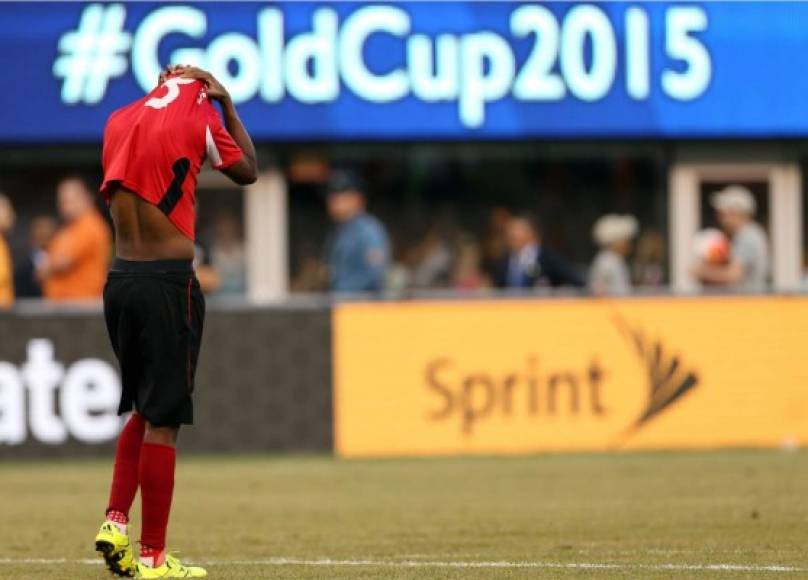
[{"left": 1, "top": 2, "right": 806, "bottom": 141}]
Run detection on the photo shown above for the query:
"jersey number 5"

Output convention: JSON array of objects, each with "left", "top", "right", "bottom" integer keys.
[{"left": 145, "top": 77, "right": 196, "bottom": 110}]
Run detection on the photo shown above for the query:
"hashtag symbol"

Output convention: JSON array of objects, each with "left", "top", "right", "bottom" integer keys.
[{"left": 53, "top": 4, "right": 131, "bottom": 105}]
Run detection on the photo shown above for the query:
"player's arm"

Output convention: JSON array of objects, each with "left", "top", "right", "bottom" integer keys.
[
  {"left": 218, "top": 99, "right": 258, "bottom": 185},
  {"left": 180, "top": 67, "right": 258, "bottom": 185}
]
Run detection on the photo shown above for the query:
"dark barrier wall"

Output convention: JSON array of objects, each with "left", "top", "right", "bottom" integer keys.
[
  {"left": 188, "top": 306, "right": 332, "bottom": 453},
  {"left": 0, "top": 305, "right": 332, "bottom": 458}
]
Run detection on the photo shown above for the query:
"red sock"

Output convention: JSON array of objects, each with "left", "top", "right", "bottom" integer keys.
[
  {"left": 106, "top": 413, "right": 145, "bottom": 518},
  {"left": 107, "top": 510, "right": 128, "bottom": 526},
  {"left": 139, "top": 442, "right": 176, "bottom": 556},
  {"left": 140, "top": 545, "right": 166, "bottom": 568}
]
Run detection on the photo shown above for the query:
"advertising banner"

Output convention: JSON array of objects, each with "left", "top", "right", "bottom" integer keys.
[
  {"left": 333, "top": 297, "right": 808, "bottom": 457},
  {"left": 3, "top": 2, "right": 808, "bottom": 141},
  {"left": 0, "top": 307, "right": 332, "bottom": 457}
]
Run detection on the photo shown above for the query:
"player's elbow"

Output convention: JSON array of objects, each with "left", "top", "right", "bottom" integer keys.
[
  {"left": 235, "top": 172, "right": 258, "bottom": 186},
  {"left": 222, "top": 162, "right": 258, "bottom": 185},
  {"left": 235, "top": 159, "right": 258, "bottom": 185}
]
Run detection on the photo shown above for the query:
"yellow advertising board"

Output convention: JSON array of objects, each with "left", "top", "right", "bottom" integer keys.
[{"left": 333, "top": 296, "right": 808, "bottom": 457}]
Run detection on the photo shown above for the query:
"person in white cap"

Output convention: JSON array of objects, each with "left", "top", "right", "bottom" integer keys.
[
  {"left": 589, "top": 214, "right": 638, "bottom": 295},
  {"left": 693, "top": 185, "right": 769, "bottom": 292}
]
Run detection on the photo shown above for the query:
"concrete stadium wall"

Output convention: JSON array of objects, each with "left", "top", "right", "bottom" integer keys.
[{"left": 0, "top": 305, "right": 332, "bottom": 458}]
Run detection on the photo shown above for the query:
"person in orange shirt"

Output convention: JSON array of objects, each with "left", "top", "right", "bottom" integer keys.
[
  {"left": 0, "top": 193, "right": 15, "bottom": 308},
  {"left": 38, "top": 177, "right": 112, "bottom": 301}
]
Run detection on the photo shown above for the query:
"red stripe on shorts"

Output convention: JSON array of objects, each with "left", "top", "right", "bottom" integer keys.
[{"left": 186, "top": 277, "right": 192, "bottom": 391}]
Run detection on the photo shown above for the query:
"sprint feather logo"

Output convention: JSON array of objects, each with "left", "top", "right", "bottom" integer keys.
[{"left": 614, "top": 316, "right": 699, "bottom": 444}]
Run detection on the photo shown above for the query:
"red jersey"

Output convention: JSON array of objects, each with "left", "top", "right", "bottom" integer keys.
[{"left": 101, "top": 77, "right": 243, "bottom": 240}]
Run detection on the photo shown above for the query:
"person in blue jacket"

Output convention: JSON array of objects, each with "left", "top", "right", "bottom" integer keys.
[{"left": 325, "top": 171, "right": 390, "bottom": 293}]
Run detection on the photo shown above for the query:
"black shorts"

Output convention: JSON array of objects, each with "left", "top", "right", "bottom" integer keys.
[{"left": 103, "top": 258, "right": 205, "bottom": 426}]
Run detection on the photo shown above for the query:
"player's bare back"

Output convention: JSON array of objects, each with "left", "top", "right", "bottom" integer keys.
[
  {"left": 101, "top": 66, "right": 255, "bottom": 263},
  {"left": 109, "top": 187, "right": 195, "bottom": 260}
]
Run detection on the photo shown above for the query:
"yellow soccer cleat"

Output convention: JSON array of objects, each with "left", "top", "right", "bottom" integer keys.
[
  {"left": 95, "top": 521, "right": 136, "bottom": 577},
  {"left": 135, "top": 554, "right": 207, "bottom": 578}
]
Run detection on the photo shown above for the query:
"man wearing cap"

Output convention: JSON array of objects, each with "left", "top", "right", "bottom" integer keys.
[
  {"left": 589, "top": 214, "right": 638, "bottom": 296},
  {"left": 324, "top": 171, "right": 390, "bottom": 293},
  {"left": 693, "top": 185, "right": 769, "bottom": 292}
]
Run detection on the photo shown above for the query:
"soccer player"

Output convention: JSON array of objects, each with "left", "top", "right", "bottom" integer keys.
[{"left": 93, "top": 65, "right": 257, "bottom": 578}]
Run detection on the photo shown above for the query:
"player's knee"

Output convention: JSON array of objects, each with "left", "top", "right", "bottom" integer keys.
[{"left": 143, "top": 423, "right": 179, "bottom": 446}]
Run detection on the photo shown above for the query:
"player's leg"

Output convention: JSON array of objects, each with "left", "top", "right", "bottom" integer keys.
[
  {"left": 133, "top": 264, "right": 206, "bottom": 578},
  {"left": 107, "top": 413, "right": 146, "bottom": 524},
  {"left": 137, "top": 423, "right": 206, "bottom": 578},
  {"left": 138, "top": 423, "right": 178, "bottom": 569},
  {"left": 95, "top": 414, "right": 144, "bottom": 577},
  {"left": 96, "top": 272, "right": 141, "bottom": 577}
]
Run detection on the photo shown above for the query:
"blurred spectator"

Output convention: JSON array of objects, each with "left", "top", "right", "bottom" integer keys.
[
  {"left": 291, "top": 241, "right": 327, "bottom": 292},
  {"left": 193, "top": 243, "right": 221, "bottom": 294},
  {"left": 480, "top": 206, "right": 511, "bottom": 281},
  {"left": 383, "top": 234, "right": 412, "bottom": 293},
  {"left": 324, "top": 170, "right": 390, "bottom": 293},
  {"left": 492, "top": 214, "right": 584, "bottom": 290},
  {"left": 802, "top": 257, "right": 808, "bottom": 291},
  {"left": 0, "top": 193, "right": 16, "bottom": 308},
  {"left": 692, "top": 228, "right": 731, "bottom": 283},
  {"left": 692, "top": 185, "right": 769, "bottom": 292},
  {"left": 14, "top": 216, "right": 57, "bottom": 298},
  {"left": 209, "top": 213, "right": 246, "bottom": 295},
  {"left": 409, "top": 223, "right": 454, "bottom": 289},
  {"left": 385, "top": 262, "right": 411, "bottom": 293},
  {"left": 453, "top": 236, "right": 486, "bottom": 290},
  {"left": 632, "top": 229, "right": 666, "bottom": 288},
  {"left": 589, "top": 214, "right": 638, "bottom": 296},
  {"left": 38, "top": 177, "right": 111, "bottom": 301}
]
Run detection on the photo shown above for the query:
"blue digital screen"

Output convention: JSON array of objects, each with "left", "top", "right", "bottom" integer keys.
[{"left": 1, "top": 1, "right": 807, "bottom": 142}]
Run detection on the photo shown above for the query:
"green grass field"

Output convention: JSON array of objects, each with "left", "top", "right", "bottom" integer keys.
[{"left": 2, "top": 450, "right": 807, "bottom": 579}]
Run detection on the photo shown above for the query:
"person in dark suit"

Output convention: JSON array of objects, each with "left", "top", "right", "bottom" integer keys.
[{"left": 492, "top": 214, "right": 585, "bottom": 289}]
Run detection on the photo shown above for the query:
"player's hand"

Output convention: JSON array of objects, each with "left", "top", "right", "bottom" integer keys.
[
  {"left": 157, "top": 64, "right": 188, "bottom": 87},
  {"left": 180, "top": 67, "right": 231, "bottom": 103}
]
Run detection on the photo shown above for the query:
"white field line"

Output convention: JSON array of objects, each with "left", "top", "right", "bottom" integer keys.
[{"left": 0, "top": 556, "right": 804, "bottom": 573}]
